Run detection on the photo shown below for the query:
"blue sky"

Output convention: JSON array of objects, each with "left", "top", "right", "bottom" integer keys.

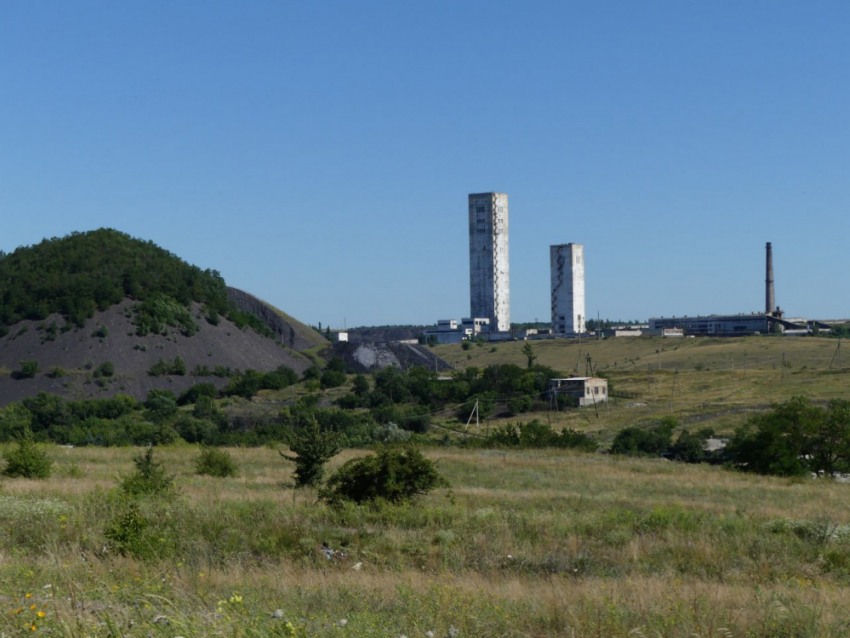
[{"left": 2, "top": 1, "right": 850, "bottom": 327}]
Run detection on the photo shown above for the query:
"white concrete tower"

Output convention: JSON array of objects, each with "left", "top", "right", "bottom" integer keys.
[
  {"left": 550, "top": 243, "right": 585, "bottom": 335},
  {"left": 468, "top": 192, "right": 510, "bottom": 332}
]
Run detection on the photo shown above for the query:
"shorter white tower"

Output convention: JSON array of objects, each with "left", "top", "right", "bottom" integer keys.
[{"left": 550, "top": 243, "right": 585, "bottom": 335}]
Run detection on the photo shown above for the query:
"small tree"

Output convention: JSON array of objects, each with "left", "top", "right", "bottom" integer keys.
[
  {"left": 280, "top": 426, "right": 342, "bottom": 487},
  {"left": 320, "top": 446, "right": 446, "bottom": 506},
  {"left": 119, "top": 448, "right": 175, "bottom": 497},
  {"left": 2, "top": 428, "right": 52, "bottom": 478},
  {"left": 522, "top": 343, "right": 537, "bottom": 368}
]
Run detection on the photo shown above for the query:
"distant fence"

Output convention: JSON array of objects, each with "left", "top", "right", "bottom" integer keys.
[{"left": 610, "top": 390, "right": 642, "bottom": 400}]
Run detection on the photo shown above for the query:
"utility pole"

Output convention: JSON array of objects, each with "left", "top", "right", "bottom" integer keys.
[
  {"left": 464, "top": 399, "right": 479, "bottom": 431},
  {"left": 830, "top": 338, "right": 842, "bottom": 369},
  {"left": 669, "top": 369, "right": 680, "bottom": 414}
]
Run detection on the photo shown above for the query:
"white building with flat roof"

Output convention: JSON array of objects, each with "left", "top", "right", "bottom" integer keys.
[
  {"left": 551, "top": 243, "right": 585, "bottom": 335},
  {"left": 469, "top": 193, "right": 510, "bottom": 332}
]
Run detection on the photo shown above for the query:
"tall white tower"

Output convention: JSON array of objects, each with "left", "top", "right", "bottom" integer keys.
[
  {"left": 550, "top": 243, "right": 585, "bottom": 335},
  {"left": 468, "top": 192, "right": 510, "bottom": 332}
]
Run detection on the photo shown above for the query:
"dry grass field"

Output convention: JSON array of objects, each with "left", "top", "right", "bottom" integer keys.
[
  {"left": 432, "top": 336, "right": 850, "bottom": 442},
  {"left": 3, "top": 444, "right": 850, "bottom": 636}
]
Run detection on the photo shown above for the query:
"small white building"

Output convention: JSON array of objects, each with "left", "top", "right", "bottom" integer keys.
[{"left": 548, "top": 377, "right": 608, "bottom": 407}]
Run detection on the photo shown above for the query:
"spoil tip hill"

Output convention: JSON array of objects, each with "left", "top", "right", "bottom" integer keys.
[{"left": 0, "top": 229, "right": 326, "bottom": 406}]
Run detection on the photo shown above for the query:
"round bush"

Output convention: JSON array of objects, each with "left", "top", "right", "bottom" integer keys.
[
  {"left": 320, "top": 446, "right": 445, "bottom": 506},
  {"left": 194, "top": 447, "right": 239, "bottom": 478}
]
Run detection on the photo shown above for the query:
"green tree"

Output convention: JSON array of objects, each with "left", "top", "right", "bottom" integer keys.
[
  {"left": 727, "top": 397, "right": 850, "bottom": 477},
  {"left": 119, "top": 448, "right": 175, "bottom": 497},
  {"left": 522, "top": 342, "right": 537, "bottom": 368},
  {"left": 320, "top": 369, "right": 346, "bottom": 389},
  {"left": 352, "top": 374, "right": 370, "bottom": 398},
  {"left": 2, "top": 428, "right": 53, "bottom": 478},
  {"left": 280, "top": 426, "right": 342, "bottom": 487},
  {"left": 144, "top": 389, "right": 178, "bottom": 424}
]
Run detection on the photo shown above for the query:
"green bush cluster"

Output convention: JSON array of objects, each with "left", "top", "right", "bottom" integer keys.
[
  {"left": 484, "top": 420, "right": 598, "bottom": 451},
  {"left": 727, "top": 397, "right": 850, "bottom": 476},
  {"left": 148, "top": 356, "right": 187, "bottom": 376},
  {"left": 611, "top": 417, "right": 676, "bottom": 456},
  {"left": 222, "top": 366, "right": 299, "bottom": 398}
]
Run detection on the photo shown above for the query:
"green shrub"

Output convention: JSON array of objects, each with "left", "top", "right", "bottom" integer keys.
[
  {"left": 118, "top": 448, "right": 175, "bottom": 497},
  {"left": 91, "top": 325, "right": 108, "bottom": 338},
  {"left": 280, "top": 426, "right": 342, "bottom": 488},
  {"left": 47, "top": 366, "right": 66, "bottom": 379},
  {"left": 94, "top": 361, "right": 115, "bottom": 378},
  {"left": 320, "top": 446, "right": 446, "bottom": 506},
  {"left": 17, "top": 360, "right": 39, "bottom": 379},
  {"left": 195, "top": 447, "right": 239, "bottom": 477},
  {"left": 486, "top": 420, "right": 598, "bottom": 451},
  {"left": 2, "top": 429, "right": 53, "bottom": 478}
]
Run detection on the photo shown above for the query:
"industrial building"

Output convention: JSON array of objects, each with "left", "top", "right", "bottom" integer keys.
[
  {"left": 550, "top": 243, "right": 586, "bottom": 335},
  {"left": 648, "top": 313, "right": 771, "bottom": 335},
  {"left": 648, "top": 243, "right": 785, "bottom": 336},
  {"left": 469, "top": 192, "right": 510, "bottom": 332}
]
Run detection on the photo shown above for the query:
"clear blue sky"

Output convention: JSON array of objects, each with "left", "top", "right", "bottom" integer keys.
[{"left": 2, "top": 1, "right": 850, "bottom": 327}]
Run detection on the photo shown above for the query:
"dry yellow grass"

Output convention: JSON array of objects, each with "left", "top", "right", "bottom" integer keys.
[{"left": 1, "top": 445, "right": 850, "bottom": 635}]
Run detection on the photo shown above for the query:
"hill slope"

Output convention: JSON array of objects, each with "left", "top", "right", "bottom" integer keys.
[
  {"left": 0, "top": 230, "right": 317, "bottom": 405},
  {"left": 227, "top": 287, "right": 326, "bottom": 351}
]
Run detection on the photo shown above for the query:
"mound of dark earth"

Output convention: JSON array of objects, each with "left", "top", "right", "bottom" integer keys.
[
  {"left": 227, "top": 287, "right": 326, "bottom": 352},
  {"left": 333, "top": 341, "right": 452, "bottom": 374},
  {"left": 0, "top": 299, "right": 311, "bottom": 407}
]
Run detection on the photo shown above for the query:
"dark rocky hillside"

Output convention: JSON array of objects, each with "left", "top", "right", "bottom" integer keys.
[
  {"left": 227, "top": 287, "right": 326, "bottom": 351},
  {"left": 0, "top": 300, "right": 310, "bottom": 407}
]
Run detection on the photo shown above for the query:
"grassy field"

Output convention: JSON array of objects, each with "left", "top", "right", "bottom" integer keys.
[
  {"left": 3, "top": 444, "right": 850, "bottom": 636},
  {"left": 429, "top": 336, "right": 850, "bottom": 442}
]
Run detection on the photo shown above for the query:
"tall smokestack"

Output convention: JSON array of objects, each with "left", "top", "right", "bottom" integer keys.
[{"left": 765, "top": 242, "right": 775, "bottom": 314}]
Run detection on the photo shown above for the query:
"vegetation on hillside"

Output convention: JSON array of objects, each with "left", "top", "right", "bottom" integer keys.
[{"left": 0, "top": 228, "right": 271, "bottom": 337}]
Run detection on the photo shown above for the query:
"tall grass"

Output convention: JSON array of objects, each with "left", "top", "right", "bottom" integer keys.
[{"left": 1, "top": 445, "right": 850, "bottom": 636}]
